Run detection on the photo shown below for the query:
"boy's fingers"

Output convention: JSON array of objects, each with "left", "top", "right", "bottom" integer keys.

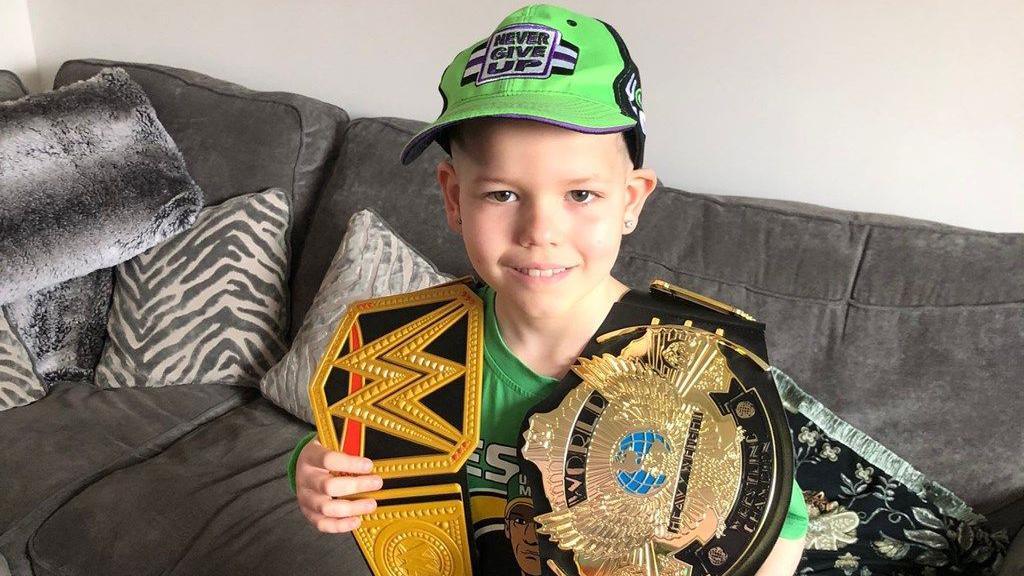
[
  {"left": 319, "top": 450, "right": 374, "bottom": 474},
  {"left": 297, "top": 488, "right": 330, "bottom": 521},
  {"left": 320, "top": 497, "right": 378, "bottom": 519},
  {"left": 297, "top": 439, "right": 328, "bottom": 466},
  {"left": 322, "top": 474, "right": 384, "bottom": 498},
  {"left": 306, "top": 510, "right": 363, "bottom": 534}
]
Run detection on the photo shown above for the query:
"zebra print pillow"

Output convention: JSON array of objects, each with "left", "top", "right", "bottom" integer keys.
[
  {"left": 260, "top": 209, "right": 451, "bottom": 423},
  {"left": 94, "top": 189, "right": 291, "bottom": 388},
  {"left": 1, "top": 308, "right": 47, "bottom": 410}
]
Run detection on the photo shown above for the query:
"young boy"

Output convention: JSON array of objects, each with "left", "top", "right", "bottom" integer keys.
[{"left": 290, "top": 4, "right": 808, "bottom": 575}]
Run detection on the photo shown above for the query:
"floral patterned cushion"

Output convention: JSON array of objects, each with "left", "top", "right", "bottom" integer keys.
[{"left": 773, "top": 368, "right": 1009, "bottom": 576}]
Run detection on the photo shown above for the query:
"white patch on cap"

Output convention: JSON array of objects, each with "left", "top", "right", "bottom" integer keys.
[
  {"left": 626, "top": 71, "right": 646, "bottom": 134},
  {"left": 475, "top": 23, "right": 561, "bottom": 85}
]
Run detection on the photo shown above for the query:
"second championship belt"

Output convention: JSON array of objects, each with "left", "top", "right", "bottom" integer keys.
[
  {"left": 520, "top": 280, "right": 795, "bottom": 576},
  {"left": 308, "top": 277, "right": 484, "bottom": 576}
]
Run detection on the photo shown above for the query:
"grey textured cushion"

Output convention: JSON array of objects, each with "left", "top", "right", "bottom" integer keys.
[
  {"left": 0, "top": 67, "right": 204, "bottom": 305},
  {"left": 261, "top": 210, "right": 451, "bottom": 423},
  {"left": 0, "top": 381, "right": 257, "bottom": 576},
  {"left": 27, "top": 397, "right": 369, "bottom": 576},
  {"left": 95, "top": 189, "right": 291, "bottom": 388},
  {"left": 0, "top": 309, "right": 45, "bottom": 410},
  {"left": 295, "top": 116, "right": 1023, "bottom": 530}
]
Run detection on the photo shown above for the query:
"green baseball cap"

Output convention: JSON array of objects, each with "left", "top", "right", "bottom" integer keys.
[{"left": 400, "top": 3, "right": 646, "bottom": 167}]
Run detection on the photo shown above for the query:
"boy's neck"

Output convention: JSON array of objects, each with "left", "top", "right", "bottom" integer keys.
[{"left": 492, "top": 276, "right": 630, "bottom": 381}]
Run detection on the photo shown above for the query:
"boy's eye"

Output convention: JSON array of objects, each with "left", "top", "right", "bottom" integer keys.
[
  {"left": 569, "top": 190, "right": 595, "bottom": 203},
  {"left": 486, "top": 190, "right": 518, "bottom": 203}
]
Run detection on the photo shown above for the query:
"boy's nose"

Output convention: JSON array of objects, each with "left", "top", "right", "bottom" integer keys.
[{"left": 515, "top": 198, "right": 564, "bottom": 247}]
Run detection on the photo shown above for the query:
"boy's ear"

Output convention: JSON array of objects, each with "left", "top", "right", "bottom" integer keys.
[
  {"left": 623, "top": 167, "right": 658, "bottom": 235},
  {"left": 436, "top": 158, "right": 463, "bottom": 234}
]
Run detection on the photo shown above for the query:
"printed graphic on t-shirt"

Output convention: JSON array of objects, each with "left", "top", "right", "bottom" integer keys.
[{"left": 467, "top": 439, "right": 541, "bottom": 576}]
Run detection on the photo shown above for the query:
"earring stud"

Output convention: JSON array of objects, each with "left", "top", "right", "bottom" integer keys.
[{"left": 624, "top": 218, "right": 635, "bottom": 229}]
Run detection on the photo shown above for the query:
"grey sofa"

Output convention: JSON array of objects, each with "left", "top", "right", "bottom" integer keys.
[{"left": 0, "top": 59, "right": 1020, "bottom": 576}]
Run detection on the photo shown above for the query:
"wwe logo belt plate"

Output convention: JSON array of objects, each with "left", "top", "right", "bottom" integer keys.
[{"left": 308, "top": 277, "right": 484, "bottom": 576}]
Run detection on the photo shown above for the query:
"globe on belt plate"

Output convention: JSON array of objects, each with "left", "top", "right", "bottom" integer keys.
[{"left": 613, "top": 429, "right": 673, "bottom": 496}]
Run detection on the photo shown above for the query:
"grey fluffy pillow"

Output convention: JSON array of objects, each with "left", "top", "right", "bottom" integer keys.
[
  {"left": 260, "top": 209, "right": 452, "bottom": 423},
  {"left": 0, "top": 67, "right": 204, "bottom": 304},
  {"left": 94, "top": 189, "right": 291, "bottom": 388}
]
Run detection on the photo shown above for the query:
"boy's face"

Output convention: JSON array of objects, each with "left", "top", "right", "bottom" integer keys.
[{"left": 437, "top": 118, "right": 657, "bottom": 320}]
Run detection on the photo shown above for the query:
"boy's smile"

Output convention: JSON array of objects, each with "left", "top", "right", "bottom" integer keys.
[{"left": 437, "top": 117, "right": 657, "bottom": 323}]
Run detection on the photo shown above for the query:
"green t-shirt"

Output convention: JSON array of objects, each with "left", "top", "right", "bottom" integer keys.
[{"left": 288, "top": 284, "right": 808, "bottom": 574}]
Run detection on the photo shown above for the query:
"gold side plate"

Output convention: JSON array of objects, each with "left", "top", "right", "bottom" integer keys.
[{"left": 353, "top": 483, "right": 473, "bottom": 576}]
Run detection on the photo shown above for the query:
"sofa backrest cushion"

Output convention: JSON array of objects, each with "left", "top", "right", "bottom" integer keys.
[
  {"left": 291, "top": 118, "right": 477, "bottom": 338},
  {"left": 0, "top": 70, "right": 28, "bottom": 101},
  {"left": 53, "top": 59, "right": 348, "bottom": 273},
  {"left": 295, "top": 116, "right": 1023, "bottom": 530}
]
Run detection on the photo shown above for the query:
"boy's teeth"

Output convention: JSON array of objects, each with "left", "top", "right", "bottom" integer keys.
[{"left": 519, "top": 267, "right": 566, "bottom": 277}]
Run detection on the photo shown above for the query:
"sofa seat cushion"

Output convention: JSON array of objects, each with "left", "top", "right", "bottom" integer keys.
[
  {"left": 0, "top": 381, "right": 256, "bottom": 558},
  {"left": 28, "top": 398, "right": 368, "bottom": 576}
]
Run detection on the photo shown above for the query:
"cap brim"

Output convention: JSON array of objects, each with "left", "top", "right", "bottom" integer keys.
[{"left": 400, "top": 91, "right": 636, "bottom": 165}]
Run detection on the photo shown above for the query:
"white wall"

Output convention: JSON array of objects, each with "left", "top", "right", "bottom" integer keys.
[
  {"left": 0, "top": 0, "right": 39, "bottom": 91},
  {"left": 20, "top": 0, "right": 1024, "bottom": 232}
]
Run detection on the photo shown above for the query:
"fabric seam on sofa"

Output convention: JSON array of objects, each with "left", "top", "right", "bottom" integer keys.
[
  {"left": 622, "top": 249, "right": 1022, "bottom": 309},
  {"left": 621, "top": 250, "right": 849, "bottom": 305},
  {"left": 841, "top": 226, "right": 872, "bottom": 336}
]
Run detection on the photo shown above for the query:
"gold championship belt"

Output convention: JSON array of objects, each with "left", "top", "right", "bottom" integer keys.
[
  {"left": 310, "top": 278, "right": 793, "bottom": 576},
  {"left": 519, "top": 281, "right": 794, "bottom": 576},
  {"left": 308, "top": 277, "right": 485, "bottom": 576}
]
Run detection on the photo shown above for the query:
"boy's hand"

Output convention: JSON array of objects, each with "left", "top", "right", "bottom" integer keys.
[{"left": 294, "top": 438, "right": 383, "bottom": 533}]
